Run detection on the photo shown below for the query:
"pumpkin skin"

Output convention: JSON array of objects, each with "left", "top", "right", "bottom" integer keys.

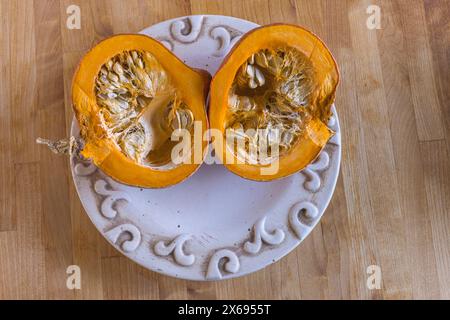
[
  {"left": 209, "top": 24, "right": 339, "bottom": 181},
  {"left": 72, "top": 34, "right": 210, "bottom": 188}
]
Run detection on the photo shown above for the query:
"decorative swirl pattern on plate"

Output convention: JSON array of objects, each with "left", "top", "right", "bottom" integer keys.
[
  {"left": 328, "top": 114, "right": 340, "bottom": 146},
  {"left": 288, "top": 201, "right": 319, "bottom": 240},
  {"left": 154, "top": 234, "right": 195, "bottom": 266},
  {"left": 94, "top": 179, "right": 130, "bottom": 219},
  {"left": 243, "top": 217, "right": 285, "bottom": 254},
  {"left": 302, "top": 151, "right": 330, "bottom": 192},
  {"left": 210, "top": 26, "right": 242, "bottom": 57},
  {"left": 206, "top": 249, "right": 240, "bottom": 280},
  {"left": 105, "top": 223, "right": 141, "bottom": 253},
  {"left": 170, "top": 16, "right": 204, "bottom": 43},
  {"left": 74, "top": 160, "right": 97, "bottom": 176}
]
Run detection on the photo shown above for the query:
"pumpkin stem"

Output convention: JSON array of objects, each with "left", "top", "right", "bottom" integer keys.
[{"left": 36, "top": 136, "right": 83, "bottom": 157}]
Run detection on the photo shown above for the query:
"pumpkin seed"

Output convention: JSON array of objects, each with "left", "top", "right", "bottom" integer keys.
[
  {"left": 107, "top": 72, "right": 119, "bottom": 83},
  {"left": 248, "top": 78, "right": 258, "bottom": 89},
  {"left": 171, "top": 109, "right": 191, "bottom": 130},
  {"left": 248, "top": 54, "right": 255, "bottom": 65},
  {"left": 246, "top": 64, "right": 255, "bottom": 78},
  {"left": 254, "top": 67, "right": 265, "bottom": 86}
]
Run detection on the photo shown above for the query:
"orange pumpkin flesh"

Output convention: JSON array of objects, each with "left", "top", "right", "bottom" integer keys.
[
  {"left": 209, "top": 24, "right": 339, "bottom": 181},
  {"left": 72, "top": 34, "right": 210, "bottom": 188}
]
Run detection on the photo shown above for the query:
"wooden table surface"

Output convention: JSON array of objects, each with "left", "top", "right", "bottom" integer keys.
[{"left": 1, "top": 0, "right": 449, "bottom": 300}]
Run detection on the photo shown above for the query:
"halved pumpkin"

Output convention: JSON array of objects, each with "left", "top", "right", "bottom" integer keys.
[
  {"left": 72, "top": 34, "right": 210, "bottom": 188},
  {"left": 209, "top": 24, "right": 339, "bottom": 181}
]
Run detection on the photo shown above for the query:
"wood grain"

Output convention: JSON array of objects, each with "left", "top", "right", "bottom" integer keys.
[{"left": 0, "top": 0, "right": 449, "bottom": 299}]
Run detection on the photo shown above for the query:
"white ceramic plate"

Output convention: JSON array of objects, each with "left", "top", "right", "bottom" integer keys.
[{"left": 70, "top": 15, "right": 341, "bottom": 281}]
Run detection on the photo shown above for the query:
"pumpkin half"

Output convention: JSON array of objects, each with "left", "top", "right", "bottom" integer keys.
[
  {"left": 209, "top": 24, "right": 339, "bottom": 181},
  {"left": 72, "top": 34, "right": 210, "bottom": 188}
]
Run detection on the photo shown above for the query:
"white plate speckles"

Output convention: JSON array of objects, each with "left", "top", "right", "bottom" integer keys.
[{"left": 70, "top": 15, "right": 341, "bottom": 281}]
